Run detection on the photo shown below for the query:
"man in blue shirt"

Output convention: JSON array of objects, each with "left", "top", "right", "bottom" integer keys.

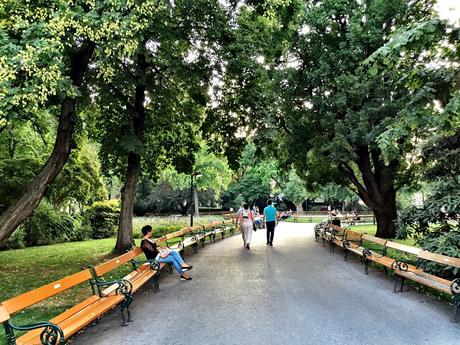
[{"left": 263, "top": 199, "right": 279, "bottom": 246}]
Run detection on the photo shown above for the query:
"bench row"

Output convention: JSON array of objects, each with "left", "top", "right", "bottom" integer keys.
[
  {"left": 0, "top": 220, "right": 236, "bottom": 345},
  {"left": 314, "top": 222, "right": 460, "bottom": 323}
]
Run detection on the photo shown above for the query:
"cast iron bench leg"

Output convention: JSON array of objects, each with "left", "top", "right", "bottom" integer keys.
[
  {"left": 153, "top": 271, "right": 161, "bottom": 293},
  {"left": 452, "top": 296, "right": 459, "bottom": 323},
  {"left": 393, "top": 276, "right": 405, "bottom": 293}
]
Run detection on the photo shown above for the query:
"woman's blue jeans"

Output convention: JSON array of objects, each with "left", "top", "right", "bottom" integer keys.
[{"left": 156, "top": 250, "right": 185, "bottom": 274}]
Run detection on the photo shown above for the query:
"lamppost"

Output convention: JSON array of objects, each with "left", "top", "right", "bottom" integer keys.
[{"left": 190, "top": 171, "right": 202, "bottom": 227}]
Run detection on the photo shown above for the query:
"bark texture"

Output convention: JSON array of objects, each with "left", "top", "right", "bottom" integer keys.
[
  {"left": 341, "top": 145, "right": 398, "bottom": 238},
  {"left": 0, "top": 42, "right": 95, "bottom": 244},
  {"left": 115, "top": 53, "right": 147, "bottom": 254}
]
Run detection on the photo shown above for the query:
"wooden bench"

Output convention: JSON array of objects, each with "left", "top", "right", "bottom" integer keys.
[
  {"left": 317, "top": 222, "right": 460, "bottom": 322},
  {"left": 0, "top": 268, "right": 132, "bottom": 345},
  {"left": 0, "top": 219, "right": 237, "bottom": 344},
  {"left": 392, "top": 250, "right": 460, "bottom": 322}
]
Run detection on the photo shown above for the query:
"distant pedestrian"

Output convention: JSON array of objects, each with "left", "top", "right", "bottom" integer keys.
[
  {"left": 263, "top": 199, "right": 279, "bottom": 246},
  {"left": 238, "top": 203, "right": 254, "bottom": 250},
  {"left": 235, "top": 202, "right": 245, "bottom": 242}
]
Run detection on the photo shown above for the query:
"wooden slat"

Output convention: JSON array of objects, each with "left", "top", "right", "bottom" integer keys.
[
  {"left": 0, "top": 304, "right": 10, "bottom": 322},
  {"left": 15, "top": 296, "right": 100, "bottom": 344},
  {"left": 345, "top": 230, "right": 362, "bottom": 241},
  {"left": 18, "top": 295, "right": 125, "bottom": 345},
  {"left": 386, "top": 241, "right": 422, "bottom": 255},
  {"left": 101, "top": 263, "right": 157, "bottom": 296},
  {"left": 362, "top": 234, "right": 387, "bottom": 246},
  {"left": 165, "top": 229, "right": 186, "bottom": 240},
  {"left": 2, "top": 270, "right": 93, "bottom": 314},
  {"left": 94, "top": 249, "right": 141, "bottom": 276},
  {"left": 418, "top": 251, "right": 460, "bottom": 268},
  {"left": 367, "top": 254, "right": 394, "bottom": 268},
  {"left": 396, "top": 270, "right": 452, "bottom": 295}
]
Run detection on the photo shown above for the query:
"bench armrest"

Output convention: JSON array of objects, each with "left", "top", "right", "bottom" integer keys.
[
  {"left": 90, "top": 278, "right": 133, "bottom": 298},
  {"left": 131, "top": 258, "right": 160, "bottom": 271},
  {"left": 450, "top": 278, "right": 460, "bottom": 296},
  {"left": 5, "top": 320, "right": 64, "bottom": 345}
]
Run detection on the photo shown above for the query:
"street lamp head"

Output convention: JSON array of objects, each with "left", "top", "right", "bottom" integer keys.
[{"left": 192, "top": 171, "right": 202, "bottom": 178}]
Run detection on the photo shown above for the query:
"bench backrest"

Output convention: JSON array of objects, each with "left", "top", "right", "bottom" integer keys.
[
  {"left": 418, "top": 250, "right": 460, "bottom": 268},
  {"left": 345, "top": 230, "right": 363, "bottom": 242},
  {"left": 0, "top": 304, "right": 10, "bottom": 323},
  {"left": 361, "top": 234, "right": 387, "bottom": 246},
  {"left": 2, "top": 269, "right": 93, "bottom": 315},
  {"left": 385, "top": 241, "right": 422, "bottom": 256},
  {"left": 94, "top": 248, "right": 143, "bottom": 276}
]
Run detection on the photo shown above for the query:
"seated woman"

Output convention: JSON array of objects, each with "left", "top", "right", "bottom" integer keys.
[{"left": 140, "top": 225, "right": 193, "bottom": 281}]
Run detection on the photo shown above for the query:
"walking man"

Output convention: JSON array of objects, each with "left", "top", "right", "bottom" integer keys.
[{"left": 263, "top": 199, "right": 279, "bottom": 246}]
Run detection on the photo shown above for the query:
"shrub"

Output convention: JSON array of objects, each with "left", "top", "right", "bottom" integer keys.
[
  {"left": 84, "top": 200, "right": 120, "bottom": 239},
  {"left": 3, "top": 228, "right": 26, "bottom": 249},
  {"left": 22, "top": 201, "right": 89, "bottom": 246}
]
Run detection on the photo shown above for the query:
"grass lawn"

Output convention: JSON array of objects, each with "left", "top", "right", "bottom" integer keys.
[
  {"left": 348, "top": 224, "right": 417, "bottom": 247},
  {"left": 0, "top": 215, "right": 227, "bottom": 342},
  {"left": 284, "top": 216, "right": 328, "bottom": 223},
  {"left": 0, "top": 237, "right": 134, "bottom": 342}
]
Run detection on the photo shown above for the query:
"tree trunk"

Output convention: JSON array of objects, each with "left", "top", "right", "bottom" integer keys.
[
  {"left": 194, "top": 188, "right": 199, "bottom": 216},
  {"left": 116, "top": 153, "right": 141, "bottom": 253},
  {"left": 296, "top": 203, "right": 303, "bottom": 212},
  {"left": 0, "top": 42, "right": 95, "bottom": 245},
  {"left": 374, "top": 200, "right": 397, "bottom": 238},
  {"left": 114, "top": 52, "right": 147, "bottom": 254},
  {"left": 341, "top": 145, "right": 399, "bottom": 238}
]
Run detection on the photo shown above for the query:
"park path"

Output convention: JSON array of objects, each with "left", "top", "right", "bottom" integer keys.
[{"left": 73, "top": 222, "right": 459, "bottom": 345}]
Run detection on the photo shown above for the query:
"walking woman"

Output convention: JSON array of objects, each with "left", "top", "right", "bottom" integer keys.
[{"left": 238, "top": 203, "right": 254, "bottom": 250}]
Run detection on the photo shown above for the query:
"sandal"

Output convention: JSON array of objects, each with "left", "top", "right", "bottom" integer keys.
[
  {"left": 180, "top": 275, "right": 192, "bottom": 281},
  {"left": 181, "top": 265, "right": 193, "bottom": 272}
]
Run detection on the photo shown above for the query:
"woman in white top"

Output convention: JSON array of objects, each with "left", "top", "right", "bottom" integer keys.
[{"left": 238, "top": 203, "right": 254, "bottom": 250}]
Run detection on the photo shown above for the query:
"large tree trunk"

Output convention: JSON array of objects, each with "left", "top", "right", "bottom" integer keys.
[
  {"left": 296, "top": 203, "right": 303, "bottom": 212},
  {"left": 341, "top": 145, "right": 399, "bottom": 238},
  {"left": 115, "top": 53, "right": 147, "bottom": 254},
  {"left": 116, "top": 153, "right": 141, "bottom": 253},
  {"left": 0, "top": 42, "right": 95, "bottom": 245},
  {"left": 374, "top": 199, "right": 398, "bottom": 238}
]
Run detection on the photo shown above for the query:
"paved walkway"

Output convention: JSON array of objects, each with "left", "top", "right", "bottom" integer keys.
[{"left": 73, "top": 223, "right": 459, "bottom": 345}]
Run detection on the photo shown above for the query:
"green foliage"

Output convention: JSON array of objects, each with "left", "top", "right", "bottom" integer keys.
[
  {"left": 0, "top": 157, "right": 43, "bottom": 212},
  {"left": 283, "top": 170, "right": 309, "bottom": 205},
  {"left": 22, "top": 201, "right": 90, "bottom": 246},
  {"left": 2, "top": 228, "right": 25, "bottom": 249},
  {"left": 47, "top": 142, "right": 108, "bottom": 207},
  {"left": 398, "top": 178, "right": 460, "bottom": 277},
  {"left": 84, "top": 200, "right": 120, "bottom": 239},
  {"left": 319, "top": 183, "right": 358, "bottom": 204}
]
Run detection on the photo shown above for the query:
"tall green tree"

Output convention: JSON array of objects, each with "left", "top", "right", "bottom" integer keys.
[
  {"left": 0, "top": 1, "right": 155, "bottom": 244},
  {"left": 208, "top": 0, "right": 438, "bottom": 238},
  {"left": 91, "top": 0, "right": 230, "bottom": 252}
]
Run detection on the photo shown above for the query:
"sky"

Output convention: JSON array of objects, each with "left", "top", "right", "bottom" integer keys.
[{"left": 436, "top": 0, "right": 460, "bottom": 24}]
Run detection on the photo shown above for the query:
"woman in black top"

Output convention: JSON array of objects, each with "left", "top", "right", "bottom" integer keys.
[{"left": 140, "top": 225, "right": 192, "bottom": 281}]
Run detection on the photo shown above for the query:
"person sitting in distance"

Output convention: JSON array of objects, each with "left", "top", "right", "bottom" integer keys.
[{"left": 140, "top": 225, "right": 193, "bottom": 281}]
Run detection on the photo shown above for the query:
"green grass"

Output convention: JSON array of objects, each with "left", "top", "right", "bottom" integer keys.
[
  {"left": 0, "top": 237, "right": 135, "bottom": 342},
  {"left": 0, "top": 215, "right": 227, "bottom": 342},
  {"left": 283, "top": 216, "right": 328, "bottom": 223},
  {"left": 348, "top": 224, "right": 417, "bottom": 247}
]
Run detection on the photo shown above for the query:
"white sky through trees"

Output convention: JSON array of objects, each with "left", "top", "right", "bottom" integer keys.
[{"left": 436, "top": 0, "right": 460, "bottom": 24}]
